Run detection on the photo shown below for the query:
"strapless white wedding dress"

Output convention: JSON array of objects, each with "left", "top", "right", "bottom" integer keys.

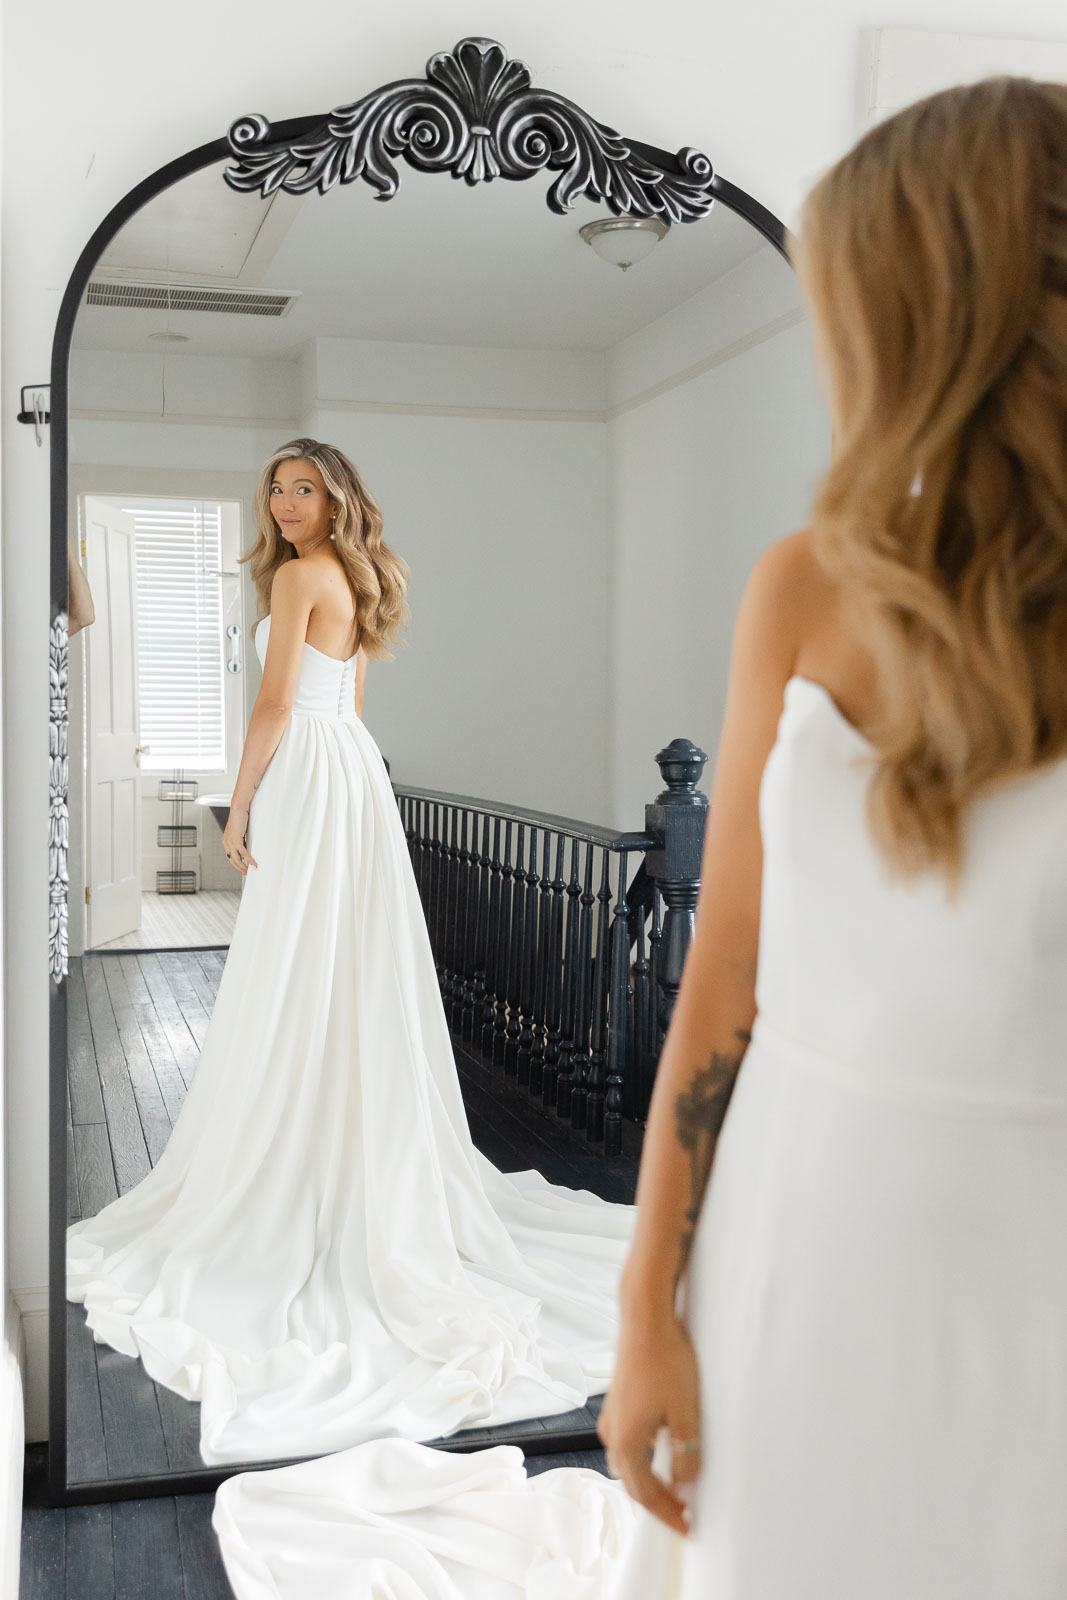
[
  {"left": 214, "top": 673, "right": 1067, "bottom": 1600},
  {"left": 67, "top": 613, "right": 634, "bottom": 1466}
]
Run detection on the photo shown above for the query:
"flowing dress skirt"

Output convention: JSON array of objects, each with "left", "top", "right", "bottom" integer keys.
[{"left": 67, "top": 702, "right": 633, "bottom": 1464}]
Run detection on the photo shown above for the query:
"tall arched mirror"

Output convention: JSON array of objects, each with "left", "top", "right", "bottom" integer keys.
[{"left": 50, "top": 37, "right": 829, "bottom": 1502}]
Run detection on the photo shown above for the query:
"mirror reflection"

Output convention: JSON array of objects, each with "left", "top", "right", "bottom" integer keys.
[{"left": 63, "top": 152, "right": 827, "bottom": 1487}]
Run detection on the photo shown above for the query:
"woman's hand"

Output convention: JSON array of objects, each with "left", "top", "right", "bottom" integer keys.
[
  {"left": 598, "top": 1306, "right": 701, "bottom": 1537},
  {"left": 222, "top": 808, "right": 258, "bottom": 875}
]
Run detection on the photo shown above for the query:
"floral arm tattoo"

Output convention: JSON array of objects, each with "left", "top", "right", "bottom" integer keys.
[{"left": 671, "top": 1027, "right": 752, "bottom": 1291}]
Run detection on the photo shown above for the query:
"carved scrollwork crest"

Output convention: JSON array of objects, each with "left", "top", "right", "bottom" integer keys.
[
  {"left": 50, "top": 610, "right": 69, "bottom": 984},
  {"left": 225, "top": 36, "right": 715, "bottom": 223}
]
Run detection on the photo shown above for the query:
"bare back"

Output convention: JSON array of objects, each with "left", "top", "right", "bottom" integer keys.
[{"left": 300, "top": 550, "right": 362, "bottom": 661}]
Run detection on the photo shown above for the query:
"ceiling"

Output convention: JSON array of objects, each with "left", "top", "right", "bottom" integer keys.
[{"left": 73, "top": 154, "right": 774, "bottom": 359}]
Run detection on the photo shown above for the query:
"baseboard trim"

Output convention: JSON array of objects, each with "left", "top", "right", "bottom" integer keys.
[
  {"left": 2, "top": 1294, "right": 26, "bottom": 1600},
  {"left": 11, "top": 1288, "right": 46, "bottom": 1444}
]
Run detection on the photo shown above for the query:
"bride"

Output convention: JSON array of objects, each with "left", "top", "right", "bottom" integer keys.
[{"left": 66, "top": 436, "right": 634, "bottom": 1466}]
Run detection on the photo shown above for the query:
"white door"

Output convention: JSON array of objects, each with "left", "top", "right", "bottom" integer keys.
[{"left": 83, "top": 496, "right": 143, "bottom": 945}]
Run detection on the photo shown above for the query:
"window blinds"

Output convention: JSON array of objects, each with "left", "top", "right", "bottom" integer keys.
[{"left": 124, "top": 499, "right": 226, "bottom": 770}]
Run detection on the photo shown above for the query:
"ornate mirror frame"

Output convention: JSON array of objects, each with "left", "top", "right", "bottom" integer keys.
[{"left": 47, "top": 35, "right": 790, "bottom": 1505}]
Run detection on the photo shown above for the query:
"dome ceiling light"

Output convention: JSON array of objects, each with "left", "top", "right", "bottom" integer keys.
[{"left": 578, "top": 216, "right": 669, "bottom": 271}]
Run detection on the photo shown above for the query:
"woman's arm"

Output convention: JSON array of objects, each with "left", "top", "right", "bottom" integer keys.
[
  {"left": 598, "top": 531, "right": 809, "bottom": 1530},
  {"left": 68, "top": 539, "right": 95, "bottom": 636},
  {"left": 223, "top": 562, "right": 316, "bottom": 873}
]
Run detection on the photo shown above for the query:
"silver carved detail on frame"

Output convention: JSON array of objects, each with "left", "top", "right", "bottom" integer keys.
[
  {"left": 224, "top": 35, "right": 716, "bottom": 223},
  {"left": 50, "top": 609, "right": 69, "bottom": 984}
]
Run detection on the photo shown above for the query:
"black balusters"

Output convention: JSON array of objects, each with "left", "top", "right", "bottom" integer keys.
[
  {"left": 454, "top": 808, "right": 473, "bottom": 1031},
  {"left": 425, "top": 803, "right": 439, "bottom": 969},
  {"left": 416, "top": 798, "right": 429, "bottom": 906},
  {"left": 630, "top": 905, "right": 651, "bottom": 1122},
  {"left": 569, "top": 842, "right": 596, "bottom": 1131},
  {"left": 606, "top": 848, "right": 633, "bottom": 1157},
  {"left": 437, "top": 802, "right": 452, "bottom": 977},
  {"left": 445, "top": 806, "right": 462, "bottom": 1014},
  {"left": 529, "top": 830, "right": 552, "bottom": 1099},
  {"left": 504, "top": 825, "right": 528, "bottom": 1075},
  {"left": 648, "top": 884, "right": 664, "bottom": 1059},
  {"left": 404, "top": 796, "right": 418, "bottom": 892},
  {"left": 555, "top": 836, "right": 582, "bottom": 1119},
  {"left": 494, "top": 820, "right": 515, "bottom": 1069},
  {"left": 585, "top": 848, "right": 613, "bottom": 1143},
  {"left": 469, "top": 812, "right": 491, "bottom": 1043},
  {"left": 483, "top": 816, "right": 504, "bottom": 1058},
  {"left": 438, "top": 805, "right": 452, "bottom": 997},
  {"left": 541, "top": 833, "right": 565, "bottom": 1109},
  {"left": 516, "top": 827, "right": 540, "bottom": 1088},
  {"left": 392, "top": 733, "right": 709, "bottom": 1158}
]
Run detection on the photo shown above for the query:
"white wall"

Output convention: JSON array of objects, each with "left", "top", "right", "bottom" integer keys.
[
  {"left": 7, "top": 0, "right": 1067, "bottom": 1444},
  {"left": 302, "top": 337, "right": 609, "bottom": 816},
  {"left": 71, "top": 339, "right": 612, "bottom": 822},
  {"left": 70, "top": 348, "right": 300, "bottom": 428},
  {"left": 311, "top": 405, "right": 609, "bottom": 817},
  {"left": 0, "top": 0, "right": 27, "bottom": 1575},
  {"left": 606, "top": 248, "right": 829, "bottom": 823}
]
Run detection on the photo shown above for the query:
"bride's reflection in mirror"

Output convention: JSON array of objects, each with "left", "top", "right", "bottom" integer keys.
[
  {"left": 62, "top": 128, "right": 825, "bottom": 1486},
  {"left": 67, "top": 430, "right": 635, "bottom": 1467}
]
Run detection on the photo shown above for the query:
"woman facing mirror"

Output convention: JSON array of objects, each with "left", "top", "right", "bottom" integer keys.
[
  {"left": 599, "top": 71, "right": 1067, "bottom": 1596},
  {"left": 66, "top": 436, "right": 635, "bottom": 1467}
]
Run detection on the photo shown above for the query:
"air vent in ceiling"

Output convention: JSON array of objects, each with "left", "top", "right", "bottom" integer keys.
[{"left": 85, "top": 281, "right": 299, "bottom": 318}]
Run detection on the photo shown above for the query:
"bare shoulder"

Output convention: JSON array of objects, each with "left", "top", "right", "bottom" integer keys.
[
  {"left": 752, "top": 531, "right": 880, "bottom": 727},
  {"left": 746, "top": 528, "right": 835, "bottom": 612},
  {"left": 269, "top": 559, "right": 316, "bottom": 602},
  {"left": 710, "top": 528, "right": 844, "bottom": 810},
  {"left": 730, "top": 529, "right": 830, "bottom": 678},
  {"left": 287, "top": 551, "right": 355, "bottom": 607}
]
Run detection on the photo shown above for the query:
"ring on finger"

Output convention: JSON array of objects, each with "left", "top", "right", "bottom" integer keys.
[{"left": 669, "top": 1436, "right": 701, "bottom": 1455}]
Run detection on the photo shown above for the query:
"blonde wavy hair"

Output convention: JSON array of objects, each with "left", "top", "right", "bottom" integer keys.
[
  {"left": 243, "top": 438, "right": 410, "bottom": 661},
  {"left": 792, "top": 75, "right": 1067, "bottom": 895}
]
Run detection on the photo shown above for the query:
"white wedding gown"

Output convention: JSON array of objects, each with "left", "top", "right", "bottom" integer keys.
[
  {"left": 67, "top": 613, "right": 634, "bottom": 1466},
  {"left": 214, "top": 672, "right": 1067, "bottom": 1599},
  {"left": 213, "top": 1440, "right": 639, "bottom": 1600}
]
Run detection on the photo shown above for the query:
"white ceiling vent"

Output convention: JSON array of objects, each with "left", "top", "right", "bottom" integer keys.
[{"left": 86, "top": 281, "right": 299, "bottom": 318}]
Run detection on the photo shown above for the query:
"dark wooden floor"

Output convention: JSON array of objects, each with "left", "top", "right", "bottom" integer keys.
[
  {"left": 21, "top": 1441, "right": 610, "bottom": 1600},
  {"left": 67, "top": 951, "right": 639, "bottom": 1488}
]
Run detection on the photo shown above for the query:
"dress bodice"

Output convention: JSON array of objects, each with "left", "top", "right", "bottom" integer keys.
[
  {"left": 253, "top": 612, "right": 359, "bottom": 719},
  {"left": 754, "top": 674, "right": 1067, "bottom": 1109}
]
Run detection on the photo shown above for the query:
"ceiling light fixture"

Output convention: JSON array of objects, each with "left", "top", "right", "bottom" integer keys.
[
  {"left": 578, "top": 216, "right": 669, "bottom": 271},
  {"left": 148, "top": 332, "right": 191, "bottom": 343}
]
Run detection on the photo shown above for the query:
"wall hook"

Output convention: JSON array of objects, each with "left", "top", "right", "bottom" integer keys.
[{"left": 17, "top": 384, "right": 51, "bottom": 446}]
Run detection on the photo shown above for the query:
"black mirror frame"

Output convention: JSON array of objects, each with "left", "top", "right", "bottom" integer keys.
[{"left": 47, "top": 34, "right": 790, "bottom": 1507}]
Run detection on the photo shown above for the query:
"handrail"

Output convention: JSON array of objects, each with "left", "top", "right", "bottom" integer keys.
[
  {"left": 393, "top": 736, "right": 708, "bottom": 1156},
  {"left": 391, "top": 783, "right": 620, "bottom": 848}
]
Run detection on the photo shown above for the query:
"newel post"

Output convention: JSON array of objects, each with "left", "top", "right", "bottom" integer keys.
[{"left": 643, "top": 738, "right": 708, "bottom": 1038}]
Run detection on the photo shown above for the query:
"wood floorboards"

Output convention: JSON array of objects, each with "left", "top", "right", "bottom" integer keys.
[{"left": 65, "top": 951, "right": 640, "bottom": 1490}]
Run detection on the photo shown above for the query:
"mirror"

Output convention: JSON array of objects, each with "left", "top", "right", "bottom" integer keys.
[{"left": 51, "top": 36, "right": 829, "bottom": 1501}]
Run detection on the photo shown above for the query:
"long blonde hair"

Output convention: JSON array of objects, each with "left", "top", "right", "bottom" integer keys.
[
  {"left": 793, "top": 75, "right": 1067, "bottom": 894},
  {"left": 243, "top": 438, "right": 410, "bottom": 661}
]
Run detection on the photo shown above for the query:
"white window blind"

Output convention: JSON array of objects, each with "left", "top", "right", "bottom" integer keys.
[{"left": 124, "top": 499, "right": 226, "bottom": 770}]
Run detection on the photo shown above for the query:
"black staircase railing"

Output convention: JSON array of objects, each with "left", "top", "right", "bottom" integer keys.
[{"left": 393, "top": 737, "right": 708, "bottom": 1157}]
